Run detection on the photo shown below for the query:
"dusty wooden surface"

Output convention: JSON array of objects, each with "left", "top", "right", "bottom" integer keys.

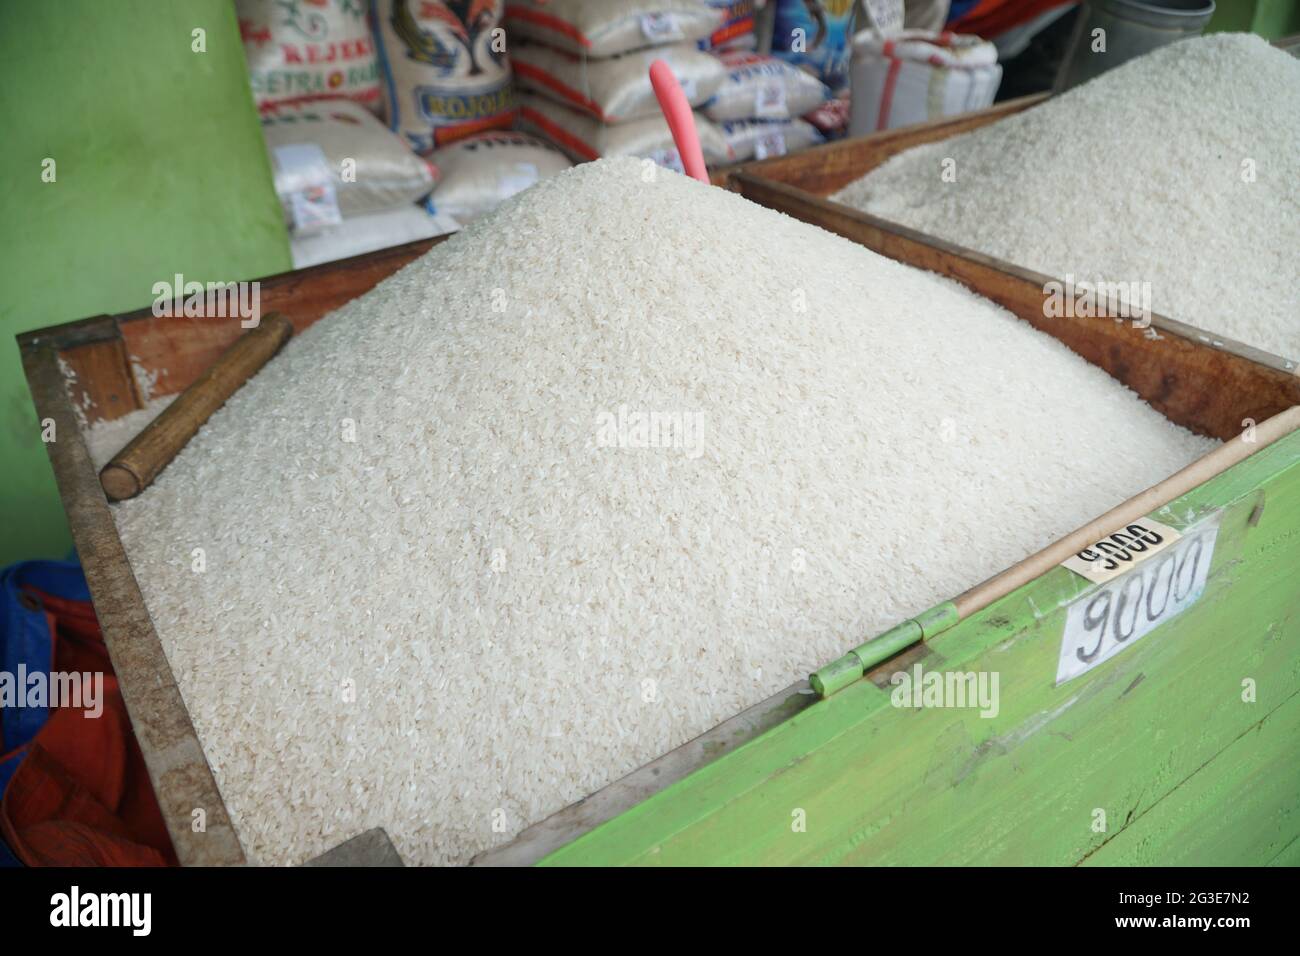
[
  {"left": 21, "top": 346, "right": 246, "bottom": 865},
  {"left": 101, "top": 314, "right": 294, "bottom": 500},
  {"left": 303, "top": 828, "right": 404, "bottom": 867}
]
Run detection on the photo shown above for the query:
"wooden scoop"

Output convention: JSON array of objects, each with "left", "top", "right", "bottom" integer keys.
[{"left": 99, "top": 313, "right": 293, "bottom": 501}]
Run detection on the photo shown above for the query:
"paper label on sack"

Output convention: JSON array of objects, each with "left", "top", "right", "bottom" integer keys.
[
  {"left": 754, "top": 130, "right": 787, "bottom": 160},
  {"left": 275, "top": 143, "right": 342, "bottom": 234},
  {"left": 1056, "top": 513, "right": 1220, "bottom": 685},
  {"left": 641, "top": 12, "right": 683, "bottom": 42},
  {"left": 755, "top": 82, "right": 787, "bottom": 118},
  {"left": 498, "top": 162, "right": 539, "bottom": 200},
  {"left": 1060, "top": 517, "right": 1183, "bottom": 585}
]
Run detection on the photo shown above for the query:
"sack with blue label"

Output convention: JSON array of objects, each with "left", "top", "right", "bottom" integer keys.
[{"left": 768, "top": 0, "right": 858, "bottom": 93}]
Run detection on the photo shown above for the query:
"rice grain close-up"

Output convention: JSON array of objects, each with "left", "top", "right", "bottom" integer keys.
[{"left": 105, "top": 159, "right": 1217, "bottom": 866}]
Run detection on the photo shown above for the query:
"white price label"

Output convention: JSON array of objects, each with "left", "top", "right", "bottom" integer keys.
[
  {"left": 1061, "top": 517, "right": 1182, "bottom": 584},
  {"left": 1055, "top": 514, "right": 1220, "bottom": 685},
  {"left": 753, "top": 130, "right": 787, "bottom": 160},
  {"left": 755, "top": 82, "right": 787, "bottom": 118},
  {"left": 640, "top": 12, "right": 682, "bottom": 41},
  {"left": 274, "top": 143, "right": 342, "bottom": 235}
]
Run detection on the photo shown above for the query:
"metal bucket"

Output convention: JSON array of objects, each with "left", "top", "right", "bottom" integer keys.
[{"left": 1054, "top": 0, "right": 1216, "bottom": 92}]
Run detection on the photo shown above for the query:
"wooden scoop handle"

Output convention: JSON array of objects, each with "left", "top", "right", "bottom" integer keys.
[{"left": 99, "top": 314, "right": 293, "bottom": 501}]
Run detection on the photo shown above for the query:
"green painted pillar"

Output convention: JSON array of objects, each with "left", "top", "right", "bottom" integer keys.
[{"left": 0, "top": 1, "right": 291, "bottom": 566}]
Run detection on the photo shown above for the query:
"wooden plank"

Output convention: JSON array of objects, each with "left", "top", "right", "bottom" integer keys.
[
  {"left": 536, "top": 432, "right": 1300, "bottom": 864},
  {"left": 18, "top": 236, "right": 445, "bottom": 411},
  {"left": 304, "top": 828, "right": 404, "bottom": 867},
  {"left": 58, "top": 335, "right": 143, "bottom": 426},
  {"left": 1081, "top": 689, "right": 1300, "bottom": 866},
  {"left": 20, "top": 346, "right": 246, "bottom": 865}
]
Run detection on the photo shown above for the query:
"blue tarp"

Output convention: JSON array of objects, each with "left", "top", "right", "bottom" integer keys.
[{"left": 0, "top": 558, "right": 91, "bottom": 866}]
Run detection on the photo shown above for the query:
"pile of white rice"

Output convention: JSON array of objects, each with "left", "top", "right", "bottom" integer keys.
[
  {"left": 109, "top": 158, "right": 1215, "bottom": 865},
  {"left": 832, "top": 34, "right": 1300, "bottom": 360},
  {"left": 83, "top": 396, "right": 175, "bottom": 470}
]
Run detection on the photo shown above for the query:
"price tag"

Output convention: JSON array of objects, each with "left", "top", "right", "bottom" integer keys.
[
  {"left": 753, "top": 130, "right": 787, "bottom": 160},
  {"left": 1061, "top": 517, "right": 1182, "bottom": 584},
  {"left": 273, "top": 143, "right": 342, "bottom": 235},
  {"left": 755, "top": 82, "right": 787, "bottom": 118},
  {"left": 1055, "top": 513, "right": 1220, "bottom": 685},
  {"left": 640, "top": 12, "right": 682, "bottom": 42}
]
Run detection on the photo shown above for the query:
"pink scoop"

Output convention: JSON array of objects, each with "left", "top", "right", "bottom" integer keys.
[{"left": 649, "top": 59, "right": 708, "bottom": 183}]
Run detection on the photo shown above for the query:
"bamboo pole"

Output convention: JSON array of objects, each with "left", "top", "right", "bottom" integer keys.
[{"left": 99, "top": 314, "right": 293, "bottom": 501}]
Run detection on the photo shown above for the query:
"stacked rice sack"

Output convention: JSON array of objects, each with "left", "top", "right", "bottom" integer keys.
[
  {"left": 703, "top": 51, "right": 829, "bottom": 161},
  {"left": 259, "top": 100, "right": 447, "bottom": 267},
  {"left": 371, "top": 0, "right": 517, "bottom": 154},
  {"left": 237, "top": 0, "right": 382, "bottom": 111},
  {"left": 765, "top": 0, "right": 862, "bottom": 140},
  {"left": 697, "top": 0, "right": 769, "bottom": 53},
  {"left": 424, "top": 130, "right": 573, "bottom": 225},
  {"left": 848, "top": 30, "right": 1001, "bottom": 135},
  {"left": 508, "top": 0, "right": 734, "bottom": 169}
]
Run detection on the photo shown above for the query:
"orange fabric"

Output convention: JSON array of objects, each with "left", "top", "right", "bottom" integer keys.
[{"left": 0, "top": 588, "right": 176, "bottom": 867}]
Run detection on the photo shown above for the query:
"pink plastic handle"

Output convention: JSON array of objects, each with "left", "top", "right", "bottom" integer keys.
[{"left": 649, "top": 59, "right": 708, "bottom": 183}]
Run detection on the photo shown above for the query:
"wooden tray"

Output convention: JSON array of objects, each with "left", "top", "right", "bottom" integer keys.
[
  {"left": 19, "top": 183, "right": 1300, "bottom": 867},
  {"left": 727, "top": 95, "right": 1300, "bottom": 442}
]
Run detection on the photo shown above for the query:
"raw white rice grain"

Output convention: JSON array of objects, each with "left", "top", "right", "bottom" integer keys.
[
  {"left": 112, "top": 158, "right": 1215, "bottom": 866},
  {"left": 83, "top": 396, "right": 177, "bottom": 471}
]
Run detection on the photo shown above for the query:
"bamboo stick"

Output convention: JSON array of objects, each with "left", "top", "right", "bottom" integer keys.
[{"left": 99, "top": 314, "right": 293, "bottom": 501}]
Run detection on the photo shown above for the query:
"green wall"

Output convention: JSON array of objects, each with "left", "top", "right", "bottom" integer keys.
[
  {"left": 0, "top": 0, "right": 291, "bottom": 567},
  {"left": 1207, "top": 0, "right": 1300, "bottom": 36}
]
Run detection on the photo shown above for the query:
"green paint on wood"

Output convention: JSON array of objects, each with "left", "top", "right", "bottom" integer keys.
[
  {"left": 0, "top": 1, "right": 290, "bottom": 566},
  {"left": 1081, "top": 689, "right": 1300, "bottom": 866},
  {"left": 539, "top": 432, "right": 1300, "bottom": 865}
]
